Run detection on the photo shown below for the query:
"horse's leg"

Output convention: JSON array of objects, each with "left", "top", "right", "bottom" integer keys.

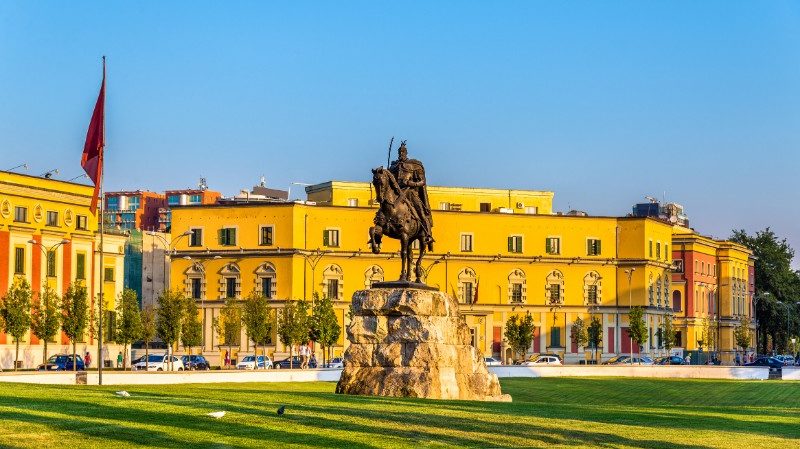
[
  {"left": 415, "top": 236, "right": 426, "bottom": 283},
  {"left": 406, "top": 238, "right": 414, "bottom": 283},
  {"left": 369, "top": 226, "right": 382, "bottom": 254},
  {"left": 399, "top": 235, "right": 409, "bottom": 281}
]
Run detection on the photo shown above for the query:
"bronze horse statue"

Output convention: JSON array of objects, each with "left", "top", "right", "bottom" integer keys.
[{"left": 369, "top": 167, "right": 428, "bottom": 283}]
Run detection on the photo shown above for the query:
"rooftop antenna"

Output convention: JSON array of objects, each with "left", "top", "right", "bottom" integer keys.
[
  {"left": 645, "top": 196, "right": 658, "bottom": 204},
  {"left": 260, "top": 175, "right": 266, "bottom": 187},
  {"left": 6, "top": 163, "right": 28, "bottom": 172},
  {"left": 40, "top": 168, "right": 59, "bottom": 178},
  {"left": 198, "top": 177, "right": 208, "bottom": 191}
]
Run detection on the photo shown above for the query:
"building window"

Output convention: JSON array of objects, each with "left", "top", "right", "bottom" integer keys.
[
  {"left": 545, "top": 237, "right": 560, "bottom": 255},
  {"left": 508, "top": 269, "right": 526, "bottom": 303},
  {"left": 460, "top": 234, "right": 473, "bottom": 252},
  {"left": 508, "top": 235, "right": 523, "bottom": 253},
  {"left": 545, "top": 270, "right": 565, "bottom": 305},
  {"left": 656, "top": 242, "right": 661, "bottom": 260},
  {"left": 76, "top": 215, "right": 88, "bottom": 230},
  {"left": 656, "top": 278, "right": 662, "bottom": 307},
  {"left": 583, "top": 271, "right": 602, "bottom": 305},
  {"left": 587, "top": 285, "right": 598, "bottom": 304},
  {"left": 439, "top": 202, "right": 451, "bottom": 211},
  {"left": 587, "top": 239, "right": 601, "bottom": 256},
  {"left": 14, "top": 247, "right": 25, "bottom": 274},
  {"left": 663, "top": 274, "right": 669, "bottom": 306},
  {"left": 323, "top": 229, "right": 339, "bottom": 247},
  {"left": 649, "top": 240, "right": 653, "bottom": 258},
  {"left": 14, "top": 206, "right": 27, "bottom": 223},
  {"left": 76, "top": 253, "right": 86, "bottom": 280},
  {"left": 347, "top": 198, "right": 358, "bottom": 207},
  {"left": 191, "top": 278, "right": 202, "bottom": 299},
  {"left": 673, "top": 260, "right": 684, "bottom": 273},
  {"left": 46, "top": 251, "right": 56, "bottom": 277},
  {"left": 462, "top": 282, "right": 474, "bottom": 304},
  {"left": 261, "top": 277, "right": 273, "bottom": 299},
  {"left": 168, "top": 195, "right": 180, "bottom": 205},
  {"left": 458, "top": 268, "right": 477, "bottom": 304},
  {"left": 664, "top": 244, "right": 669, "bottom": 261},
  {"left": 219, "top": 227, "right": 237, "bottom": 246},
  {"left": 260, "top": 226, "right": 274, "bottom": 246},
  {"left": 550, "top": 327, "right": 561, "bottom": 348},
  {"left": 672, "top": 291, "right": 682, "bottom": 312},
  {"left": 46, "top": 211, "right": 59, "bottom": 227},
  {"left": 104, "top": 267, "right": 115, "bottom": 281},
  {"left": 327, "top": 279, "right": 339, "bottom": 300},
  {"left": 189, "top": 194, "right": 201, "bottom": 204},
  {"left": 479, "top": 202, "right": 491, "bottom": 213},
  {"left": 226, "top": 277, "right": 237, "bottom": 298},
  {"left": 189, "top": 228, "right": 203, "bottom": 247},
  {"left": 648, "top": 275, "right": 654, "bottom": 305}
]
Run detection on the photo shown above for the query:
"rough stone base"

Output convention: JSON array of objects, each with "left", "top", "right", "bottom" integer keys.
[{"left": 336, "top": 288, "right": 511, "bottom": 402}]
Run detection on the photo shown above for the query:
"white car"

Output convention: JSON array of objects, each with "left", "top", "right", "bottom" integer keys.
[
  {"left": 326, "top": 357, "right": 344, "bottom": 369},
  {"left": 484, "top": 357, "right": 502, "bottom": 366},
  {"left": 132, "top": 354, "right": 184, "bottom": 371},
  {"left": 522, "top": 355, "right": 562, "bottom": 366},
  {"left": 236, "top": 355, "right": 273, "bottom": 370}
]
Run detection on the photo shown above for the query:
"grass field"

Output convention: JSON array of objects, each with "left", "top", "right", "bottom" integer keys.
[{"left": 0, "top": 377, "right": 797, "bottom": 448}]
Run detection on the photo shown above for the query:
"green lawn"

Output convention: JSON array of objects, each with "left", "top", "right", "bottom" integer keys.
[{"left": 0, "top": 378, "right": 797, "bottom": 448}]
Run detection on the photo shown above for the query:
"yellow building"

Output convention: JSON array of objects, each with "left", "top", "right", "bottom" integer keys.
[
  {"left": 170, "top": 181, "right": 678, "bottom": 365},
  {"left": 0, "top": 170, "right": 125, "bottom": 369}
]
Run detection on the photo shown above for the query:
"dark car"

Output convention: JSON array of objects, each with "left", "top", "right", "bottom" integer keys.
[
  {"left": 274, "top": 356, "right": 317, "bottom": 369},
  {"left": 182, "top": 355, "right": 211, "bottom": 371},
  {"left": 656, "top": 356, "right": 685, "bottom": 365},
  {"left": 37, "top": 354, "right": 85, "bottom": 371},
  {"left": 744, "top": 357, "right": 784, "bottom": 369}
]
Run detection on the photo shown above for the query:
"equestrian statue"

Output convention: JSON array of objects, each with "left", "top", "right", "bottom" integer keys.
[{"left": 369, "top": 141, "right": 435, "bottom": 284}]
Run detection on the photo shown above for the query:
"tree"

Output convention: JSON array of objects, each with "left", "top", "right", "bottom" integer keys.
[
  {"left": 1, "top": 279, "right": 32, "bottom": 371},
  {"left": 734, "top": 315, "right": 751, "bottom": 361},
  {"left": 156, "top": 290, "right": 185, "bottom": 370},
  {"left": 61, "top": 283, "right": 89, "bottom": 372},
  {"left": 181, "top": 297, "right": 203, "bottom": 359},
  {"left": 661, "top": 314, "right": 676, "bottom": 356},
  {"left": 628, "top": 306, "right": 648, "bottom": 362},
  {"left": 701, "top": 316, "right": 717, "bottom": 354},
  {"left": 31, "top": 285, "right": 60, "bottom": 366},
  {"left": 730, "top": 228, "right": 800, "bottom": 353},
  {"left": 277, "top": 299, "right": 310, "bottom": 368},
  {"left": 570, "top": 317, "right": 588, "bottom": 352},
  {"left": 115, "top": 288, "right": 143, "bottom": 370},
  {"left": 587, "top": 316, "right": 603, "bottom": 362},
  {"left": 241, "top": 291, "right": 272, "bottom": 369},
  {"left": 141, "top": 305, "right": 157, "bottom": 369},
  {"left": 504, "top": 312, "right": 535, "bottom": 363},
  {"left": 310, "top": 293, "right": 341, "bottom": 367},
  {"left": 214, "top": 298, "right": 242, "bottom": 368}
]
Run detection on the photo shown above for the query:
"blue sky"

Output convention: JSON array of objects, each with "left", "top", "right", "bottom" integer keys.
[{"left": 1, "top": 2, "right": 799, "bottom": 262}]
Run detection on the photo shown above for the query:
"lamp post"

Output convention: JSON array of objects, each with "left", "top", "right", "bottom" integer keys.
[
  {"left": 624, "top": 268, "right": 636, "bottom": 363},
  {"left": 752, "top": 292, "right": 771, "bottom": 355},
  {"left": 146, "top": 230, "right": 191, "bottom": 299},
  {"left": 776, "top": 301, "right": 800, "bottom": 354},
  {"left": 28, "top": 238, "right": 71, "bottom": 365},
  {"left": 183, "top": 255, "right": 221, "bottom": 351}
]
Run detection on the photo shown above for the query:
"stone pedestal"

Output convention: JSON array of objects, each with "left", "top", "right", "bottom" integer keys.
[{"left": 336, "top": 288, "right": 511, "bottom": 402}]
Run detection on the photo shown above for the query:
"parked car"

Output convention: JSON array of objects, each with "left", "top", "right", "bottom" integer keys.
[
  {"left": 274, "top": 356, "right": 317, "bottom": 369},
  {"left": 655, "top": 356, "right": 685, "bottom": 365},
  {"left": 181, "top": 355, "right": 211, "bottom": 371},
  {"left": 779, "top": 355, "right": 795, "bottom": 366},
  {"left": 37, "top": 354, "right": 85, "bottom": 371},
  {"left": 629, "top": 356, "right": 655, "bottom": 365},
  {"left": 236, "top": 355, "right": 273, "bottom": 370},
  {"left": 744, "top": 357, "right": 784, "bottom": 369},
  {"left": 484, "top": 357, "right": 502, "bottom": 366},
  {"left": 325, "top": 357, "right": 344, "bottom": 369},
  {"left": 602, "top": 355, "right": 630, "bottom": 365},
  {"left": 132, "top": 354, "right": 184, "bottom": 371},
  {"left": 521, "top": 355, "right": 562, "bottom": 366}
]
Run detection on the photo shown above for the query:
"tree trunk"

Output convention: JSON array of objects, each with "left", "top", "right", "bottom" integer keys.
[
  {"left": 73, "top": 341, "right": 77, "bottom": 372},
  {"left": 43, "top": 340, "right": 48, "bottom": 368},
  {"left": 145, "top": 342, "right": 150, "bottom": 371},
  {"left": 289, "top": 346, "right": 294, "bottom": 369},
  {"left": 14, "top": 339, "right": 20, "bottom": 371}
]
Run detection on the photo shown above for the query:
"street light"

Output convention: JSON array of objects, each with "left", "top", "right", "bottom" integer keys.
[
  {"left": 146, "top": 230, "right": 192, "bottom": 298},
  {"left": 624, "top": 268, "right": 636, "bottom": 363},
  {"left": 776, "top": 300, "right": 800, "bottom": 354},
  {"left": 6, "top": 163, "right": 28, "bottom": 172}
]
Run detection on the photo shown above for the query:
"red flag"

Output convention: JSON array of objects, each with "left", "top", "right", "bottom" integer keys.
[{"left": 81, "top": 57, "right": 105, "bottom": 214}]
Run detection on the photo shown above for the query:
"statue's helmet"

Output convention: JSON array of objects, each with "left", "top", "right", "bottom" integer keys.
[{"left": 398, "top": 141, "right": 408, "bottom": 158}]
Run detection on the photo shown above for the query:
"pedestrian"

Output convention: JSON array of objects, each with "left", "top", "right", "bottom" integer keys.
[
  {"left": 299, "top": 345, "right": 308, "bottom": 369},
  {"left": 684, "top": 353, "right": 691, "bottom": 365},
  {"left": 84, "top": 351, "right": 92, "bottom": 369},
  {"left": 310, "top": 352, "right": 317, "bottom": 369},
  {"left": 117, "top": 351, "right": 123, "bottom": 368},
  {"left": 224, "top": 350, "right": 231, "bottom": 369},
  {"left": 735, "top": 353, "right": 741, "bottom": 366}
]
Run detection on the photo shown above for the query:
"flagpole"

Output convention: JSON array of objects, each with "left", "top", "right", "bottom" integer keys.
[{"left": 97, "top": 55, "right": 106, "bottom": 386}]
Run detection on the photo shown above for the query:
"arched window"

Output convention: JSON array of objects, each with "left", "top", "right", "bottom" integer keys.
[
  {"left": 544, "top": 270, "right": 564, "bottom": 305},
  {"left": 183, "top": 262, "right": 206, "bottom": 300},
  {"left": 583, "top": 271, "right": 602, "bottom": 305},
  {"left": 322, "top": 264, "right": 344, "bottom": 301},
  {"left": 648, "top": 274, "right": 654, "bottom": 306},
  {"left": 218, "top": 263, "right": 241, "bottom": 299},
  {"left": 364, "top": 265, "right": 384, "bottom": 289},
  {"left": 458, "top": 267, "right": 477, "bottom": 304},
  {"left": 508, "top": 269, "right": 527, "bottom": 304},
  {"left": 672, "top": 290, "right": 682, "bottom": 312},
  {"left": 656, "top": 278, "right": 662, "bottom": 308},
  {"left": 254, "top": 262, "right": 277, "bottom": 299},
  {"left": 663, "top": 274, "right": 670, "bottom": 307}
]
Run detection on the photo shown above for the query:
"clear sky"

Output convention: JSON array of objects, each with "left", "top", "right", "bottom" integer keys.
[{"left": 1, "top": 2, "right": 799, "bottom": 263}]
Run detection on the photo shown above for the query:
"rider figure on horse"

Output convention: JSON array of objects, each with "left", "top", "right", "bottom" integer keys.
[{"left": 383, "top": 141, "right": 434, "bottom": 251}]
